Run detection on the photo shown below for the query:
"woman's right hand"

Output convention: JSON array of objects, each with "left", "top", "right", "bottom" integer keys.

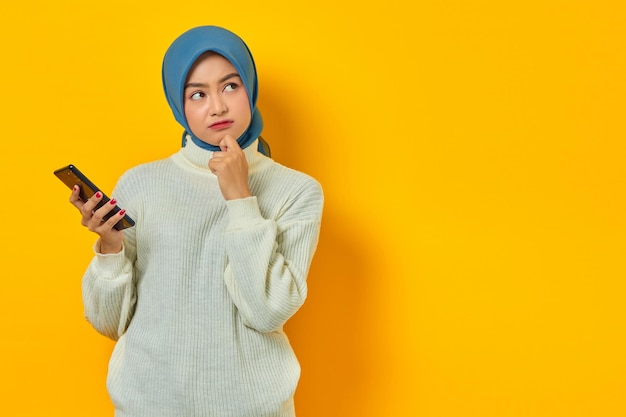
[{"left": 69, "top": 186, "right": 125, "bottom": 254}]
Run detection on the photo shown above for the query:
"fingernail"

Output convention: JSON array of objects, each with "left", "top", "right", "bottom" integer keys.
[
  {"left": 95, "top": 192, "right": 102, "bottom": 198},
  {"left": 109, "top": 199, "right": 117, "bottom": 205},
  {"left": 119, "top": 209, "right": 126, "bottom": 216}
]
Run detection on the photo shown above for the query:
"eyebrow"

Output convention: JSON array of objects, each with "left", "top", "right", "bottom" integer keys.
[{"left": 184, "top": 73, "right": 241, "bottom": 89}]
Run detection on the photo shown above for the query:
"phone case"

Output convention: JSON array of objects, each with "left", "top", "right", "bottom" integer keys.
[{"left": 54, "top": 164, "right": 135, "bottom": 230}]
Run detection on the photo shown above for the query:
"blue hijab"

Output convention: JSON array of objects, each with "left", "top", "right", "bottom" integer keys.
[{"left": 162, "top": 26, "right": 263, "bottom": 151}]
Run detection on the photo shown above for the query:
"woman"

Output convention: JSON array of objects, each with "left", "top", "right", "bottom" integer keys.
[{"left": 70, "top": 25, "right": 323, "bottom": 417}]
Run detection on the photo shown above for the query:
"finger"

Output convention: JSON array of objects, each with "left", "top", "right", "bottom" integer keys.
[
  {"left": 218, "top": 135, "right": 231, "bottom": 151},
  {"left": 89, "top": 198, "right": 118, "bottom": 225},
  {"left": 102, "top": 207, "right": 127, "bottom": 230},
  {"left": 219, "top": 135, "right": 240, "bottom": 152},
  {"left": 69, "top": 185, "right": 84, "bottom": 207},
  {"left": 208, "top": 157, "right": 223, "bottom": 174},
  {"left": 80, "top": 191, "right": 105, "bottom": 214},
  {"left": 209, "top": 149, "right": 228, "bottom": 167}
]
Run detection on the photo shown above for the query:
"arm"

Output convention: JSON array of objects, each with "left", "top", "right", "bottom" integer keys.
[
  {"left": 223, "top": 180, "right": 323, "bottom": 333},
  {"left": 71, "top": 182, "right": 138, "bottom": 341},
  {"left": 82, "top": 238, "right": 137, "bottom": 340}
]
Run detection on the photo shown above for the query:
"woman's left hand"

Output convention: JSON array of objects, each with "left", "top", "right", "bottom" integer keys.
[{"left": 208, "top": 135, "right": 252, "bottom": 200}]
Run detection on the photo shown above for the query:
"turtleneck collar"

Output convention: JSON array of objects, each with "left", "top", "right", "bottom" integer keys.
[{"left": 173, "top": 134, "right": 263, "bottom": 174}]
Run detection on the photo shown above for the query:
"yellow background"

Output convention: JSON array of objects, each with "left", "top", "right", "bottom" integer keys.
[{"left": 1, "top": 1, "right": 625, "bottom": 416}]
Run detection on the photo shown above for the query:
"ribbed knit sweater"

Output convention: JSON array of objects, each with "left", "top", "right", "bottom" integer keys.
[{"left": 82, "top": 138, "right": 323, "bottom": 417}]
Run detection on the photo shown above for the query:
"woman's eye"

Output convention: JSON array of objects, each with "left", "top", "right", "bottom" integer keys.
[
  {"left": 223, "top": 83, "right": 238, "bottom": 92},
  {"left": 190, "top": 92, "right": 204, "bottom": 100}
]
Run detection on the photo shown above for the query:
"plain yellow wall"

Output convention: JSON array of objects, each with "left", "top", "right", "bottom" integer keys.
[{"left": 1, "top": 1, "right": 625, "bottom": 416}]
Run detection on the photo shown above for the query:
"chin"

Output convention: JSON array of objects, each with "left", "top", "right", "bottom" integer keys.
[{"left": 193, "top": 135, "right": 221, "bottom": 147}]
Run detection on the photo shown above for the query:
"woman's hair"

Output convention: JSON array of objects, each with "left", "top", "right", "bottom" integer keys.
[{"left": 162, "top": 26, "right": 263, "bottom": 151}]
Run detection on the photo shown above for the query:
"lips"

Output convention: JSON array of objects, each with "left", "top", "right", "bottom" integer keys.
[{"left": 209, "top": 120, "right": 234, "bottom": 130}]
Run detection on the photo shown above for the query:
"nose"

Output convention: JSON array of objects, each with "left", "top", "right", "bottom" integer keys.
[{"left": 209, "top": 95, "right": 227, "bottom": 116}]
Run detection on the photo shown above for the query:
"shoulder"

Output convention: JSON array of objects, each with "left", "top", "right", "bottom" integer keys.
[
  {"left": 255, "top": 158, "right": 323, "bottom": 198},
  {"left": 112, "top": 158, "right": 179, "bottom": 202},
  {"left": 116, "top": 158, "right": 176, "bottom": 185},
  {"left": 252, "top": 158, "right": 324, "bottom": 219}
]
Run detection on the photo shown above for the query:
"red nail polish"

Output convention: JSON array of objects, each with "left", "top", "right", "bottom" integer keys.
[
  {"left": 119, "top": 209, "right": 126, "bottom": 216},
  {"left": 110, "top": 199, "right": 117, "bottom": 205},
  {"left": 95, "top": 192, "right": 102, "bottom": 198}
]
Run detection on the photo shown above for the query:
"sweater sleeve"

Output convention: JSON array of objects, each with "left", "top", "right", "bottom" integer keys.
[
  {"left": 82, "top": 240, "right": 137, "bottom": 341},
  {"left": 81, "top": 179, "right": 138, "bottom": 343},
  {"left": 223, "top": 179, "right": 323, "bottom": 333}
]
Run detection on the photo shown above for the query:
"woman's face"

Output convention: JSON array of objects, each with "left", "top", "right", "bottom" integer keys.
[{"left": 183, "top": 52, "right": 252, "bottom": 147}]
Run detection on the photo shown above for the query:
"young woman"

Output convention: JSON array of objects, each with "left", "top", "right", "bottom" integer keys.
[{"left": 70, "top": 25, "right": 323, "bottom": 417}]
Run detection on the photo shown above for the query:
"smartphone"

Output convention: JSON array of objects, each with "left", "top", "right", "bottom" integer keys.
[{"left": 54, "top": 164, "right": 135, "bottom": 230}]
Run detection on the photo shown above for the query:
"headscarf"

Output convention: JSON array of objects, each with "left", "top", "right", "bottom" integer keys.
[{"left": 162, "top": 26, "right": 263, "bottom": 151}]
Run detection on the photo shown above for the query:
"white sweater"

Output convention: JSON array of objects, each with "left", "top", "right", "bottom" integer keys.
[{"left": 82, "top": 138, "right": 323, "bottom": 417}]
